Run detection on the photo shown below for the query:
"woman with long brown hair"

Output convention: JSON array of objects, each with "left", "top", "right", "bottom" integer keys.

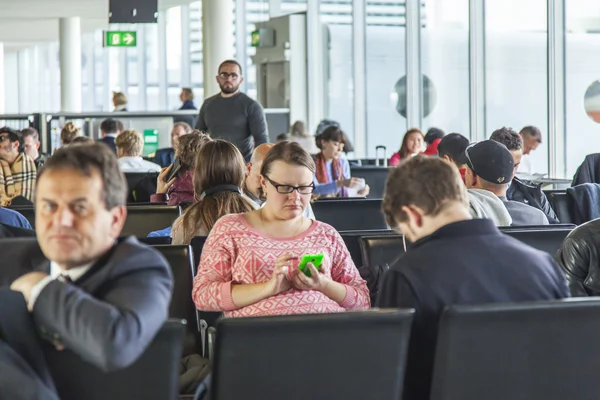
[
  {"left": 171, "top": 139, "right": 257, "bottom": 244},
  {"left": 389, "top": 128, "right": 424, "bottom": 166}
]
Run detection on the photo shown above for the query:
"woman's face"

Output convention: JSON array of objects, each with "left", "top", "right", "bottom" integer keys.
[
  {"left": 406, "top": 133, "right": 424, "bottom": 155},
  {"left": 321, "top": 139, "right": 345, "bottom": 160},
  {"left": 261, "top": 160, "right": 313, "bottom": 220}
]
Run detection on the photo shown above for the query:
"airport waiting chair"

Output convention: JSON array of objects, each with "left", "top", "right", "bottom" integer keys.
[
  {"left": 121, "top": 206, "right": 180, "bottom": 237},
  {"left": 152, "top": 244, "right": 201, "bottom": 356},
  {"left": 430, "top": 300, "right": 600, "bottom": 400},
  {"left": 138, "top": 236, "right": 173, "bottom": 245},
  {"left": 350, "top": 166, "right": 390, "bottom": 199},
  {"left": 312, "top": 199, "right": 387, "bottom": 231},
  {"left": 190, "top": 235, "right": 222, "bottom": 358},
  {"left": 503, "top": 228, "right": 573, "bottom": 256},
  {"left": 547, "top": 192, "right": 575, "bottom": 224},
  {"left": 339, "top": 230, "right": 395, "bottom": 267},
  {"left": 125, "top": 172, "right": 159, "bottom": 203},
  {"left": 47, "top": 319, "right": 185, "bottom": 400},
  {"left": 212, "top": 310, "right": 415, "bottom": 400},
  {"left": 12, "top": 206, "right": 36, "bottom": 229}
]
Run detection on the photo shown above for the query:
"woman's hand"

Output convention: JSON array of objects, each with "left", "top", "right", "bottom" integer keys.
[
  {"left": 156, "top": 164, "right": 176, "bottom": 194},
  {"left": 291, "top": 262, "right": 329, "bottom": 292},
  {"left": 357, "top": 184, "right": 370, "bottom": 197},
  {"left": 266, "top": 253, "right": 296, "bottom": 296},
  {"left": 337, "top": 177, "right": 362, "bottom": 189}
]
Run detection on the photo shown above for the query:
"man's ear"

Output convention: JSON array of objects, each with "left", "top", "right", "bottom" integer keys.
[
  {"left": 401, "top": 205, "right": 424, "bottom": 228},
  {"left": 245, "top": 162, "right": 252, "bottom": 176}
]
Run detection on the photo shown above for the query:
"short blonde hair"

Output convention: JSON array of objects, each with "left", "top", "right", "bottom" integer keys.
[
  {"left": 115, "top": 129, "right": 143, "bottom": 156},
  {"left": 113, "top": 92, "right": 128, "bottom": 106}
]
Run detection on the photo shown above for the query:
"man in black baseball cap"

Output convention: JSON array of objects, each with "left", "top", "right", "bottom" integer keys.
[{"left": 464, "top": 140, "right": 548, "bottom": 226}]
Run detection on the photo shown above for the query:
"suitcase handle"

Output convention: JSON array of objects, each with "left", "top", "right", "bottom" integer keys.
[{"left": 375, "top": 146, "right": 387, "bottom": 167}]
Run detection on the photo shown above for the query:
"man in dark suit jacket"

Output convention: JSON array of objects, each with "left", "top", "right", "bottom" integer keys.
[
  {"left": 97, "top": 118, "right": 121, "bottom": 154},
  {"left": 4, "top": 143, "right": 173, "bottom": 399}
]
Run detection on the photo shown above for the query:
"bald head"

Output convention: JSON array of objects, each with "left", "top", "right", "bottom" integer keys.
[
  {"left": 246, "top": 143, "right": 275, "bottom": 198},
  {"left": 251, "top": 143, "right": 274, "bottom": 164}
]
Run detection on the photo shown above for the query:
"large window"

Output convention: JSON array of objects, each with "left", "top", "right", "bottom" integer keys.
[
  {"left": 365, "top": 1, "right": 407, "bottom": 157},
  {"left": 421, "top": 0, "right": 469, "bottom": 137},
  {"left": 485, "top": 0, "right": 548, "bottom": 175},
  {"left": 566, "top": 1, "right": 600, "bottom": 177}
]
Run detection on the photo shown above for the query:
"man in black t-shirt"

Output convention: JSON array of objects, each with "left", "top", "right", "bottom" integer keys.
[{"left": 377, "top": 155, "right": 569, "bottom": 400}]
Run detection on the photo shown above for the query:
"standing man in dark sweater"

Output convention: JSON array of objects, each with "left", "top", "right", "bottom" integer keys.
[
  {"left": 196, "top": 59, "right": 269, "bottom": 161},
  {"left": 377, "top": 156, "right": 570, "bottom": 400}
]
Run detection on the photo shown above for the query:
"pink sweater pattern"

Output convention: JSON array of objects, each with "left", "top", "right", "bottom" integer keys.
[{"left": 192, "top": 213, "right": 370, "bottom": 317}]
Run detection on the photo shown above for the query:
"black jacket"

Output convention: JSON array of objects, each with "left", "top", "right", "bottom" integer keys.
[
  {"left": 572, "top": 153, "right": 600, "bottom": 186},
  {"left": 377, "top": 219, "right": 570, "bottom": 400},
  {"left": 507, "top": 177, "right": 559, "bottom": 223},
  {"left": 556, "top": 219, "right": 600, "bottom": 296}
]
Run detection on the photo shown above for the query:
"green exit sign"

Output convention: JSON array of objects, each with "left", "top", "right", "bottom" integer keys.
[{"left": 104, "top": 31, "right": 137, "bottom": 47}]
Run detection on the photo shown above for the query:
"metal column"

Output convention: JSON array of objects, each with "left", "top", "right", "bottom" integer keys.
[{"left": 548, "top": 0, "right": 566, "bottom": 178}]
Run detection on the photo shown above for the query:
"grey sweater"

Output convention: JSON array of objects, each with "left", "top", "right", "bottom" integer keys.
[{"left": 196, "top": 92, "right": 269, "bottom": 161}]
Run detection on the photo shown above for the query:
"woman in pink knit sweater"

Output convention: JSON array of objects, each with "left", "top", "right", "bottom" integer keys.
[{"left": 192, "top": 141, "right": 370, "bottom": 317}]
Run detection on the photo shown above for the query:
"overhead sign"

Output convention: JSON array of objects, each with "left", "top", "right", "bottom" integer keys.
[{"left": 104, "top": 31, "right": 137, "bottom": 47}]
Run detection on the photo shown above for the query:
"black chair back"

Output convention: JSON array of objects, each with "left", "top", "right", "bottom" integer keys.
[
  {"left": 152, "top": 245, "right": 200, "bottom": 356},
  {"left": 312, "top": 199, "right": 387, "bottom": 231},
  {"left": 503, "top": 228, "right": 573, "bottom": 255},
  {"left": 360, "top": 235, "right": 405, "bottom": 269},
  {"left": 138, "top": 236, "right": 173, "bottom": 245},
  {"left": 212, "top": 310, "right": 415, "bottom": 400},
  {"left": 12, "top": 206, "right": 36, "bottom": 229},
  {"left": 431, "top": 300, "right": 600, "bottom": 400},
  {"left": 350, "top": 166, "right": 390, "bottom": 199},
  {"left": 547, "top": 192, "right": 574, "bottom": 224},
  {"left": 121, "top": 206, "right": 180, "bottom": 237},
  {"left": 340, "top": 230, "right": 395, "bottom": 267},
  {"left": 125, "top": 172, "right": 159, "bottom": 203},
  {"left": 48, "top": 319, "right": 185, "bottom": 400},
  {"left": 190, "top": 235, "right": 222, "bottom": 357}
]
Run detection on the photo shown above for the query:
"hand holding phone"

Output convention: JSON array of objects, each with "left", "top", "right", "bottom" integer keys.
[
  {"left": 164, "top": 158, "right": 181, "bottom": 183},
  {"left": 297, "top": 254, "right": 324, "bottom": 277}
]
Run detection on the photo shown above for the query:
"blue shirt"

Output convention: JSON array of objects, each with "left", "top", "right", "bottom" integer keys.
[
  {"left": 313, "top": 156, "right": 351, "bottom": 196},
  {"left": 0, "top": 208, "right": 32, "bottom": 229}
]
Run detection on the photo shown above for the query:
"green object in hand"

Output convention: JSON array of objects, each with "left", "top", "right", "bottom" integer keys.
[{"left": 297, "top": 254, "right": 324, "bottom": 277}]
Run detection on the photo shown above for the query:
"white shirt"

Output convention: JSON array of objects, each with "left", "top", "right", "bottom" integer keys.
[
  {"left": 517, "top": 154, "right": 535, "bottom": 175},
  {"left": 118, "top": 156, "right": 162, "bottom": 173},
  {"left": 28, "top": 261, "right": 94, "bottom": 309}
]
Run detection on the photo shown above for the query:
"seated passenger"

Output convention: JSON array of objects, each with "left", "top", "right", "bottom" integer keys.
[
  {"left": 115, "top": 129, "right": 162, "bottom": 173},
  {"left": 437, "top": 132, "right": 470, "bottom": 182},
  {"left": 60, "top": 122, "right": 82, "bottom": 146},
  {"left": 21, "top": 128, "right": 47, "bottom": 172},
  {"left": 6, "top": 143, "right": 172, "bottom": 398},
  {"left": 389, "top": 128, "right": 424, "bottom": 166},
  {"left": 0, "top": 206, "right": 32, "bottom": 229},
  {"left": 555, "top": 221, "right": 600, "bottom": 296},
  {"left": 152, "top": 122, "right": 192, "bottom": 168},
  {"left": 0, "top": 127, "right": 37, "bottom": 206},
  {"left": 377, "top": 155, "right": 570, "bottom": 400},
  {"left": 490, "top": 127, "right": 560, "bottom": 224},
  {"left": 465, "top": 140, "right": 548, "bottom": 226},
  {"left": 151, "top": 130, "right": 211, "bottom": 205},
  {"left": 312, "top": 127, "right": 369, "bottom": 197},
  {"left": 423, "top": 127, "right": 446, "bottom": 156},
  {"left": 171, "top": 140, "right": 257, "bottom": 244},
  {"left": 98, "top": 118, "right": 122, "bottom": 153},
  {"left": 193, "top": 141, "right": 370, "bottom": 317},
  {"left": 289, "top": 120, "right": 318, "bottom": 155},
  {"left": 244, "top": 143, "right": 315, "bottom": 219}
]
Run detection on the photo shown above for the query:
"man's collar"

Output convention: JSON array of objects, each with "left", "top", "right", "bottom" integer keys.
[
  {"left": 50, "top": 261, "right": 95, "bottom": 282},
  {"left": 411, "top": 219, "right": 500, "bottom": 250},
  {"left": 105, "top": 133, "right": 118, "bottom": 138}
]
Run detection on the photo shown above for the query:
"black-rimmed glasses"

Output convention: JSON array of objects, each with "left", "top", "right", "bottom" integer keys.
[
  {"left": 264, "top": 175, "right": 315, "bottom": 194},
  {"left": 218, "top": 72, "right": 240, "bottom": 80}
]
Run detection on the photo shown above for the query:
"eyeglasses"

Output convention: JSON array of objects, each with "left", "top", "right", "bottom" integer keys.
[
  {"left": 264, "top": 176, "right": 315, "bottom": 195},
  {"left": 218, "top": 72, "right": 240, "bottom": 80}
]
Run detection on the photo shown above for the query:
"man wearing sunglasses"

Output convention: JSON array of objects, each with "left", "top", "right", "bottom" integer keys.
[
  {"left": 195, "top": 59, "right": 269, "bottom": 163},
  {"left": 0, "top": 127, "right": 37, "bottom": 206}
]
